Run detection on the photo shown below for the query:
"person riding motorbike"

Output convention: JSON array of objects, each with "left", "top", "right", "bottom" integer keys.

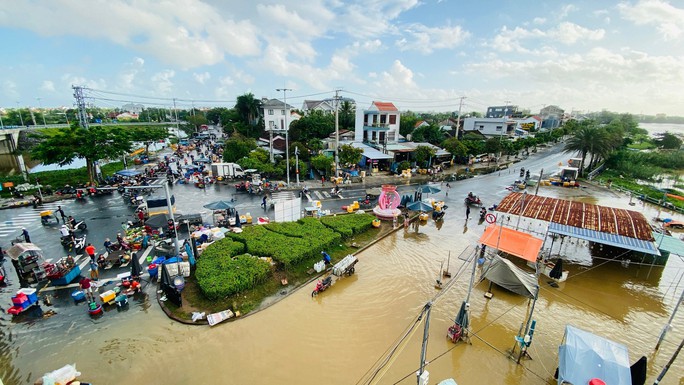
[{"left": 468, "top": 192, "right": 474, "bottom": 199}]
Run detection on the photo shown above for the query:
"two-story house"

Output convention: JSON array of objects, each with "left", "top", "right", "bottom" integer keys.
[
  {"left": 462, "top": 117, "right": 516, "bottom": 138},
  {"left": 301, "top": 100, "right": 335, "bottom": 114},
  {"left": 261, "top": 98, "right": 300, "bottom": 132},
  {"left": 540, "top": 105, "right": 564, "bottom": 129},
  {"left": 354, "top": 101, "right": 401, "bottom": 144}
]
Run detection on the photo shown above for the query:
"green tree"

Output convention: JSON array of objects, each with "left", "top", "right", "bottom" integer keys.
[
  {"left": 563, "top": 121, "right": 611, "bottom": 176},
  {"left": 413, "top": 145, "right": 436, "bottom": 168},
  {"left": 235, "top": 93, "right": 261, "bottom": 126},
  {"left": 307, "top": 138, "right": 324, "bottom": 155},
  {"left": 31, "top": 124, "right": 132, "bottom": 184},
  {"left": 411, "top": 123, "right": 445, "bottom": 145},
  {"left": 186, "top": 113, "right": 208, "bottom": 131},
  {"left": 129, "top": 126, "right": 169, "bottom": 154},
  {"left": 288, "top": 110, "right": 334, "bottom": 141},
  {"left": 223, "top": 137, "right": 257, "bottom": 163},
  {"left": 338, "top": 144, "right": 363, "bottom": 166},
  {"left": 289, "top": 141, "right": 310, "bottom": 161},
  {"left": 399, "top": 113, "right": 417, "bottom": 138},
  {"left": 310, "top": 154, "right": 333, "bottom": 175},
  {"left": 484, "top": 138, "right": 502, "bottom": 156},
  {"left": 442, "top": 137, "right": 467, "bottom": 158},
  {"left": 206, "top": 107, "right": 229, "bottom": 125},
  {"left": 339, "top": 100, "right": 355, "bottom": 130},
  {"left": 654, "top": 132, "right": 683, "bottom": 150}
]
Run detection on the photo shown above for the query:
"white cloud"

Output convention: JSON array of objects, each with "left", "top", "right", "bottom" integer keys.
[
  {"left": 618, "top": 0, "right": 684, "bottom": 40},
  {"left": 193, "top": 72, "right": 211, "bottom": 85},
  {"left": 151, "top": 70, "right": 175, "bottom": 95},
  {"left": 395, "top": 24, "right": 470, "bottom": 53},
  {"left": 533, "top": 17, "right": 546, "bottom": 25},
  {"left": 3, "top": 80, "right": 19, "bottom": 100},
  {"left": 60, "top": 74, "right": 107, "bottom": 91},
  {"left": 548, "top": 22, "right": 605, "bottom": 44},
  {"left": 41, "top": 80, "right": 55, "bottom": 93},
  {"left": 377, "top": 60, "right": 418, "bottom": 91},
  {"left": 119, "top": 57, "right": 145, "bottom": 90},
  {"left": 558, "top": 4, "right": 578, "bottom": 19}
]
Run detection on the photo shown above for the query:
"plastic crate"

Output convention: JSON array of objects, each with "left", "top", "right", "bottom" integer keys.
[{"left": 17, "top": 288, "right": 38, "bottom": 304}]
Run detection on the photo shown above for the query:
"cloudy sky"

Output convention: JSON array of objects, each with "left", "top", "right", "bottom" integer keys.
[{"left": 1, "top": 0, "right": 683, "bottom": 116}]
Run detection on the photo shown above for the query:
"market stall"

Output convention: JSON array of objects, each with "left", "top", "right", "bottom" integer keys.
[{"left": 7, "top": 243, "right": 47, "bottom": 284}]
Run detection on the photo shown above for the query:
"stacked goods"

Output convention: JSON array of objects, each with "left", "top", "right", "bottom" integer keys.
[
  {"left": 332, "top": 255, "right": 358, "bottom": 276},
  {"left": 7, "top": 288, "right": 38, "bottom": 315}
]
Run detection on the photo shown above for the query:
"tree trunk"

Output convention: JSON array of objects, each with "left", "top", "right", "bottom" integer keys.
[
  {"left": 580, "top": 151, "right": 588, "bottom": 177},
  {"left": 86, "top": 158, "right": 96, "bottom": 186}
]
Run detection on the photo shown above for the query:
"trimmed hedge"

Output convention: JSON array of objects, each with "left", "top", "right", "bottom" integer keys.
[
  {"left": 321, "top": 213, "right": 375, "bottom": 238},
  {"left": 195, "top": 253, "right": 271, "bottom": 300},
  {"left": 228, "top": 224, "right": 327, "bottom": 267}
]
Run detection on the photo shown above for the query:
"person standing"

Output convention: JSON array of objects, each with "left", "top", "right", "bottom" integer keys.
[
  {"left": 21, "top": 227, "right": 30, "bottom": 243},
  {"left": 465, "top": 205, "right": 471, "bottom": 220},
  {"left": 261, "top": 195, "right": 267, "bottom": 209},
  {"left": 137, "top": 209, "right": 145, "bottom": 224},
  {"left": 79, "top": 276, "right": 94, "bottom": 302},
  {"left": 85, "top": 243, "right": 96, "bottom": 263},
  {"left": 56, "top": 205, "right": 67, "bottom": 223},
  {"left": 89, "top": 260, "right": 99, "bottom": 281}
]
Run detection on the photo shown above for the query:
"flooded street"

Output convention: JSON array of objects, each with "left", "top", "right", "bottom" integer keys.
[{"left": 1, "top": 145, "right": 683, "bottom": 384}]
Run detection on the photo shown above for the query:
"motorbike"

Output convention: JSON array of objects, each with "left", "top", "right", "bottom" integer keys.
[
  {"left": 330, "top": 188, "right": 342, "bottom": 198},
  {"left": 464, "top": 195, "right": 483, "bottom": 207},
  {"left": 70, "top": 219, "right": 88, "bottom": 231},
  {"left": 61, "top": 234, "right": 87, "bottom": 254},
  {"left": 432, "top": 210, "right": 446, "bottom": 221},
  {"left": 311, "top": 276, "right": 333, "bottom": 297},
  {"left": 110, "top": 240, "right": 132, "bottom": 252}
]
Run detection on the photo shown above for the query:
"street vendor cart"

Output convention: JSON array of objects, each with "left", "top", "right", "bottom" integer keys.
[
  {"left": 44, "top": 256, "right": 81, "bottom": 286},
  {"left": 312, "top": 255, "right": 358, "bottom": 296},
  {"left": 7, "top": 243, "right": 47, "bottom": 284}
]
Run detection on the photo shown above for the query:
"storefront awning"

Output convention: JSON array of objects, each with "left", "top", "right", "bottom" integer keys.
[
  {"left": 652, "top": 232, "right": 684, "bottom": 256},
  {"left": 350, "top": 142, "right": 393, "bottom": 160},
  {"left": 479, "top": 225, "right": 543, "bottom": 262}
]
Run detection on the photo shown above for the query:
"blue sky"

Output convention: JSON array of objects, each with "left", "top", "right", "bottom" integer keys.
[{"left": 1, "top": 0, "right": 683, "bottom": 116}]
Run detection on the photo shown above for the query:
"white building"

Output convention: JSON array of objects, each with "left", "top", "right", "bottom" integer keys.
[
  {"left": 261, "top": 98, "right": 300, "bottom": 132},
  {"left": 512, "top": 116, "right": 542, "bottom": 132},
  {"left": 301, "top": 100, "right": 335, "bottom": 114},
  {"left": 354, "top": 101, "right": 401, "bottom": 144},
  {"left": 463, "top": 117, "right": 516, "bottom": 138}
]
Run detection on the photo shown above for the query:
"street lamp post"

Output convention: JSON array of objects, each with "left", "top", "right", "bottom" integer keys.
[
  {"left": 276, "top": 88, "right": 292, "bottom": 186},
  {"left": 295, "top": 146, "right": 300, "bottom": 185},
  {"left": 36, "top": 97, "right": 47, "bottom": 126},
  {"left": 16, "top": 102, "right": 24, "bottom": 126}
]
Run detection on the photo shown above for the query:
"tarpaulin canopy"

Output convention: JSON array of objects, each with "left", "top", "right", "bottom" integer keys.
[
  {"left": 653, "top": 232, "right": 684, "bottom": 256},
  {"left": 558, "top": 325, "right": 632, "bottom": 385},
  {"left": 116, "top": 169, "right": 141, "bottom": 177},
  {"left": 479, "top": 225, "right": 543, "bottom": 262},
  {"left": 480, "top": 255, "right": 538, "bottom": 299},
  {"left": 550, "top": 222, "right": 660, "bottom": 256},
  {"left": 7, "top": 243, "right": 42, "bottom": 260}
]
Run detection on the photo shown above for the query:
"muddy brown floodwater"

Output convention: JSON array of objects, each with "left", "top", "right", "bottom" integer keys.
[{"left": 7, "top": 184, "right": 684, "bottom": 385}]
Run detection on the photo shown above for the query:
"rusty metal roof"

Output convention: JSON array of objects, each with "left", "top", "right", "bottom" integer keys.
[{"left": 496, "top": 192, "right": 654, "bottom": 241}]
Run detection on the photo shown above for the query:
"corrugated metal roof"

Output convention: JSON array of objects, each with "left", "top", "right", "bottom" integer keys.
[
  {"left": 350, "top": 142, "right": 393, "bottom": 160},
  {"left": 549, "top": 223, "right": 660, "bottom": 256},
  {"left": 497, "top": 192, "right": 653, "bottom": 241}
]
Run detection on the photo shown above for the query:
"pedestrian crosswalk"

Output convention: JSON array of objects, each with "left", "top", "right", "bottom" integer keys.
[{"left": 0, "top": 202, "right": 66, "bottom": 238}]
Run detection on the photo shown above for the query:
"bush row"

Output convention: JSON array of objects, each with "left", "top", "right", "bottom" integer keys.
[
  {"left": 195, "top": 253, "right": 271, "bottom": 300},
  {"left": 320, "top": 213, "right": 375, "bottom": 238}
]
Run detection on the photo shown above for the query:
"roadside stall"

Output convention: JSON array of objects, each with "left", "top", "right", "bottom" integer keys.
[
  {"left": 7, "top": 243, "right": 47, "bottom": 284},
  {"left": 44, "top": 256, "right": 81, "bottom": 286}
]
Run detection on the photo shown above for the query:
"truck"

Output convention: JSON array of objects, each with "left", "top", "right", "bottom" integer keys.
[{"left": 211, "top": 163, "right": 245, "bottom": 179}]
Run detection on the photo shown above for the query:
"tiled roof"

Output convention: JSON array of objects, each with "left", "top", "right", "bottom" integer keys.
[{"left": 373, "top": 101, "right": 398, "bottom": 111}]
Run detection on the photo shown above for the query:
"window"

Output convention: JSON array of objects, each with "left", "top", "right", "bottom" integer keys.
[
  {"left": 281, "top": 109, "right": 285, "bottom": 115},
  {"left": 478, "top": 125, "right": 484, "bottom": 130},
  {"left": 496, "top": 126, "right": 502, "bottom": 131},
  {"left": 268, "top": 109, "right": 274, "bottom": 115},
  {"left": 380, "top": 115, "right": 387, "bottom": 124},
  {"left": 389, "top": 115, "right": 396, "bottom": 124}
]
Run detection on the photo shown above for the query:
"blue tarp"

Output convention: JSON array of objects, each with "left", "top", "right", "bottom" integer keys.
[
  {"left": 116, "top": 169, "right": 141, "bottom": 177},
  {"left": 558, "top": 325, "right": 632, "bottom": 385},
  {"left": 548, "top": 222, "right": 660, "bottom": 256}
]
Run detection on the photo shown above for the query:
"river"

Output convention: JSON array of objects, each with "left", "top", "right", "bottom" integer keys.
[
  {"left": 638, "top": 122, "right": 684, "bottom": 137},
  {"left": 1, "top": 144, "right": 683, "bottom": 384}
]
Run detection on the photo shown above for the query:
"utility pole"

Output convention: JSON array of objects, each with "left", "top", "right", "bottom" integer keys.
[
  {"left": 496, "top": 100, "right": 510, "bottom": 168},
  {"left": 334, "top": 88, "right": 341, "bottom": 177},
  {"left": 276, "top": 88, "right": 292, "bottom": 186},
  {"left": 36, "top": 97, "right": 47, "bottom": 126},
  {"left": 72, "top": 86, "right": 88, "bottom": 129},
  {"left": 295, "top": 146, "right": 300, "bottom": 185},
  {"left": 456, "top": 96, "right": 466, "bottom": 139},
  {"left": 655, "top": 287, "right": 684, "bottom": 351},
  {"left": 173, "top": 98, "right": 180, "bottom": 138}
]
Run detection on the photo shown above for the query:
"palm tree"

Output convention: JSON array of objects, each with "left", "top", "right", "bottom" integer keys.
[
  {"left": 235, "top": 93, "right": 261, "bottom": 126},
  {"left": 563, "top": 121, "right": 611, "bottom": 176}
]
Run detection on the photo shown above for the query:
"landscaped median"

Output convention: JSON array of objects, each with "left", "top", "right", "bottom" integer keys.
[{"left": 165, "top": 213, "right": 381, "bottom": 322}]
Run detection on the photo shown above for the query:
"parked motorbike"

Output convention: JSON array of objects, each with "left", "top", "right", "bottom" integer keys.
[
  {"left": 311, "top": 276, "right": 333, "bottom": 297},
  {"left": 70, "top": 219, "right": 88, "bottom": 231},
  {"left": 432, "top": 210, "right": 446, "bottom": 221},
  {"left": 330, "top": 188, "right": 342, "bottom": 198},
  {"left": 110, "top": 240, "right": 131, "bottom": 252}
]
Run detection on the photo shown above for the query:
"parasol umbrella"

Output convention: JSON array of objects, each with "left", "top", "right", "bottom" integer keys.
[
  {"left": 145, "top": 214, "right": 173, "bottom": 229},
  {"left": 407, "top": 201, "right": 434, "bottom": 212},
  {"left": 116, "top": 169, "right": 141, "bottom": 177},
  {"left": 366, "top": 187, "right": 382, "bottom": 197},
  {"left": 416, "top": 184, "right": 441, "bottom": 194},
  {"left": 194, "top": 157, "right": 211, "bottom": 164},
  {"left": 203, "top": 200, "right": 235, "bottom": 210}
]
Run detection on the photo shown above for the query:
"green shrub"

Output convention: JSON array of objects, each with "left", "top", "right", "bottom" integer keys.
[
  {"left": 200, "top": 238, "right": 245, "bottom": 259},
  {"left": 321, "top": 213, "right": 375, "bottom": 238},
  {"left": 228, "top": 226, "right": 315, "bottom": 267},
  {"left": 196, "top": 253, "right": 271, "bottom": 300}
]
